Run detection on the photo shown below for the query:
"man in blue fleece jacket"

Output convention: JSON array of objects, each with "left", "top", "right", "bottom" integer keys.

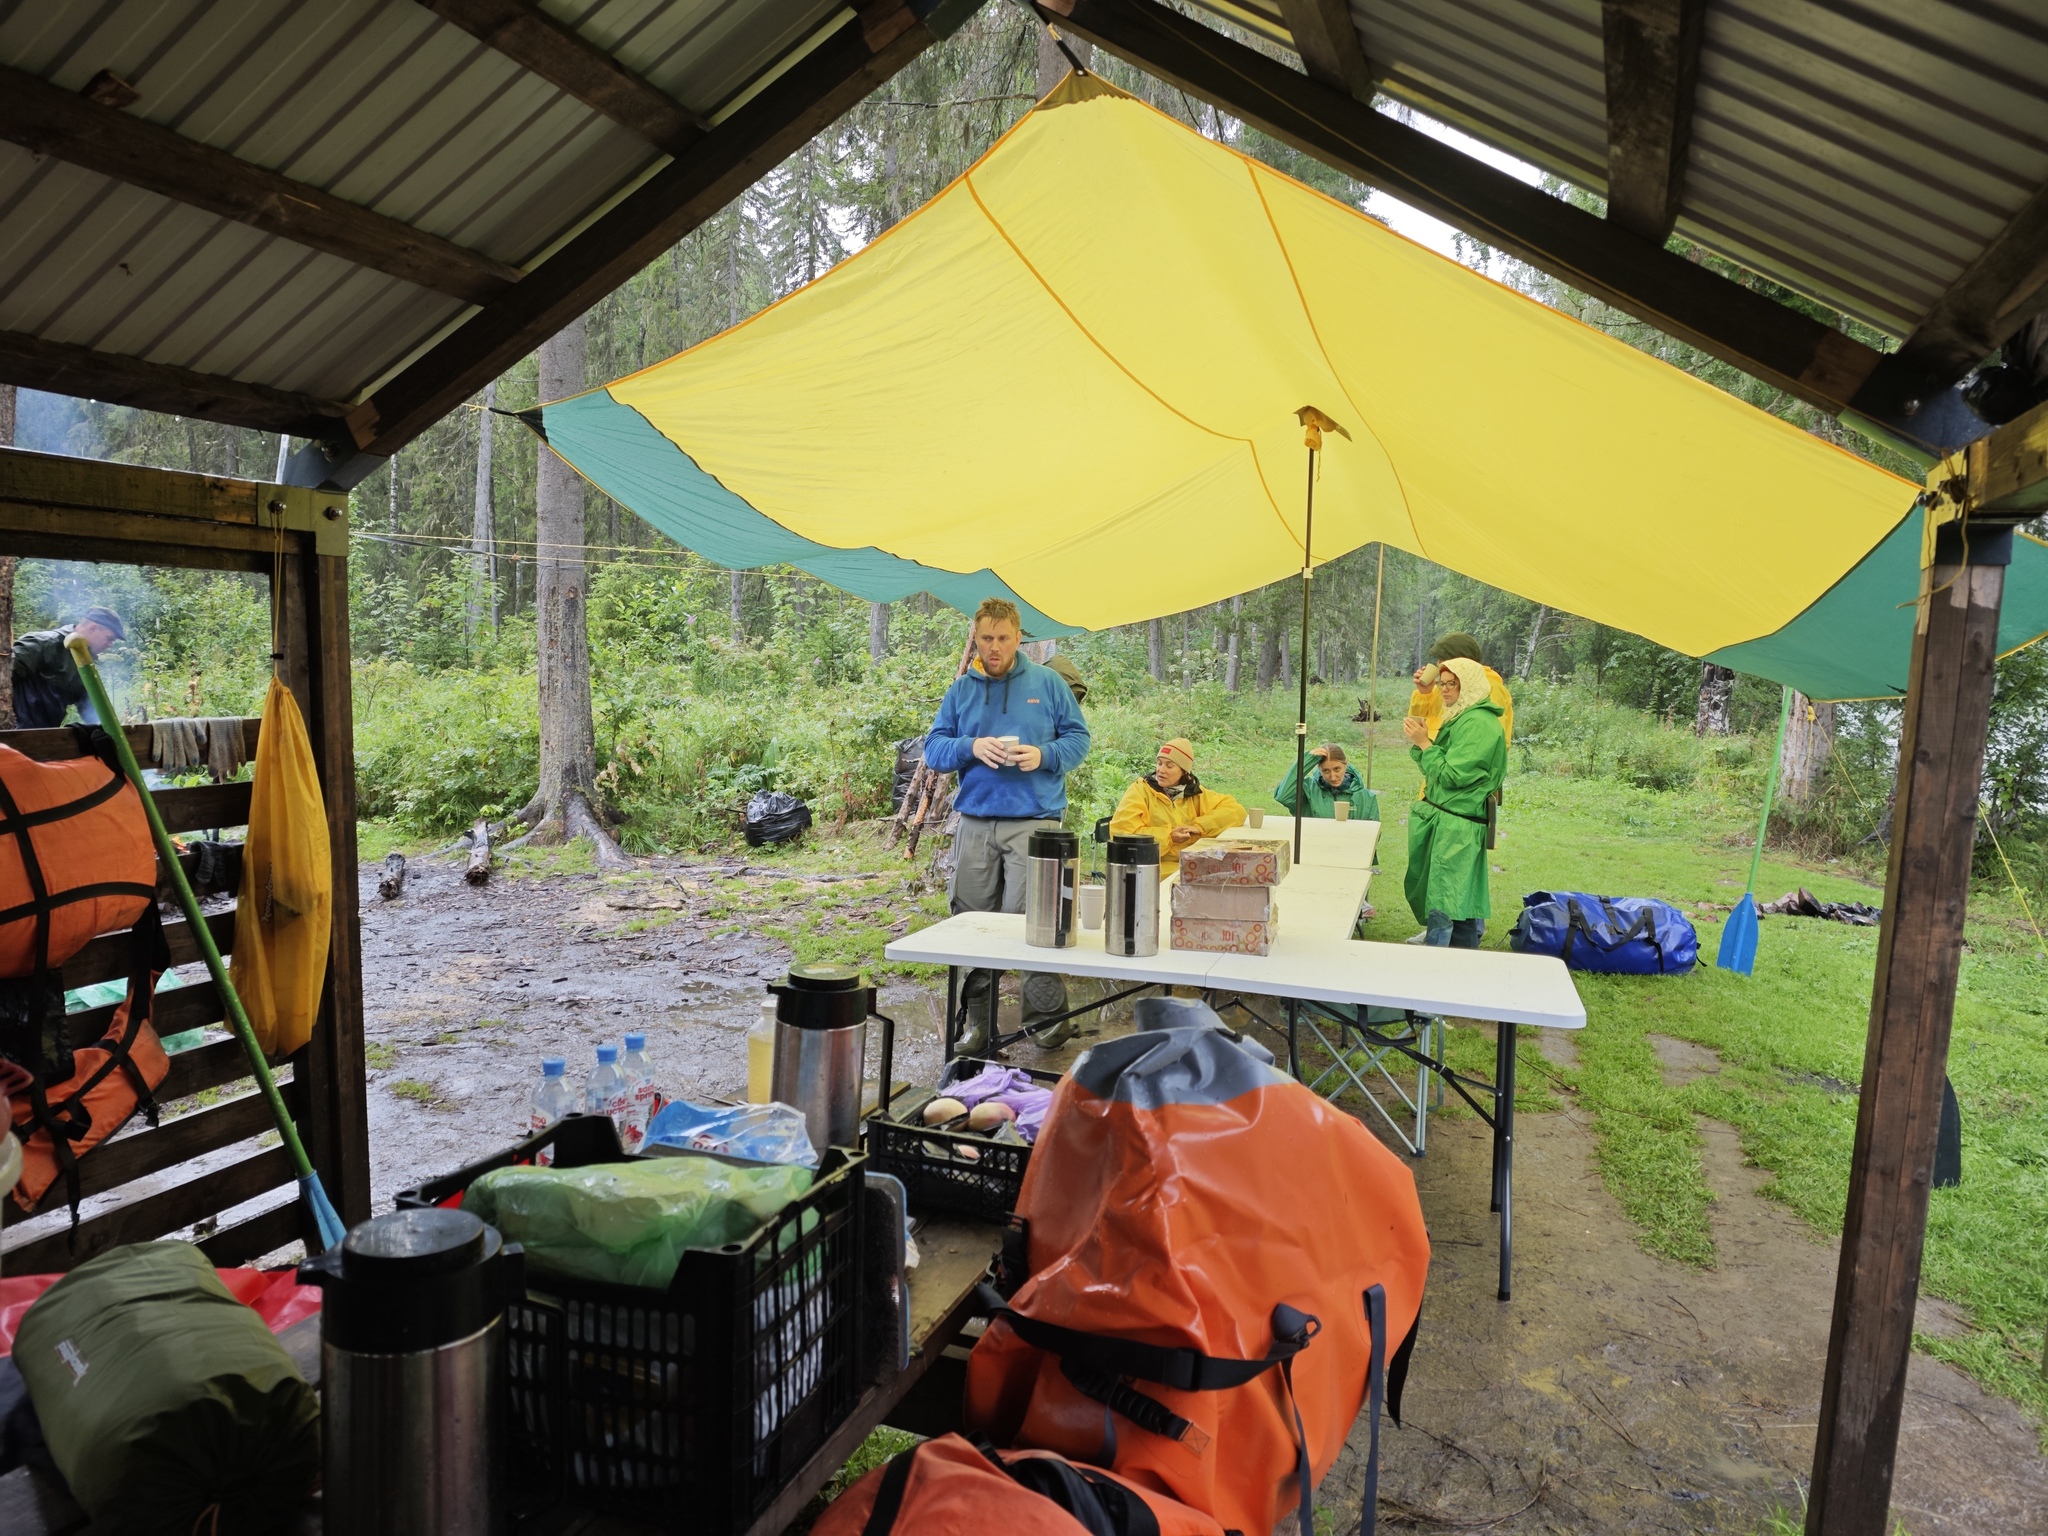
[{"left": 924, "top": 598, "right": 1091, "bottom": 1051}]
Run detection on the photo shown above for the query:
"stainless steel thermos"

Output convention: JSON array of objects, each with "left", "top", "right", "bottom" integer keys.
[
  {"left": 770, "top": 962, "right": 881, "bottom": 1149},
  {"left": 299, "top": 1207, "right": 520, "bottom": 1536},
  {"left": 1104, "top": 833, "right": 1161, "bottom": 957},
  {"left": 1023, "top": 827, "right": 1080, "bottom": 948}
]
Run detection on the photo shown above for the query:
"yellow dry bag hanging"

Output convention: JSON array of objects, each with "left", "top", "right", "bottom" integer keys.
[{"left": 231, "top": 678, "right": 331, "bottom": 1055}]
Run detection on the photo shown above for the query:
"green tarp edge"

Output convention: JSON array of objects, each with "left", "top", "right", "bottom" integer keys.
[
  {"left": 539, "top": 391, "right": 1083, "bottom": 638},
  {"left": 1707, "top": 515, "right": 2048, "bottom": 701}
]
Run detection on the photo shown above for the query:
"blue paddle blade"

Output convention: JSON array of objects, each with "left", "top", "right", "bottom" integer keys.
[
  {"left": 300, "top": 1172, "right": 348, "bottom": 1252},
  {"left": 1716, "top": 892, "right": 1759, "bottom": 976}
]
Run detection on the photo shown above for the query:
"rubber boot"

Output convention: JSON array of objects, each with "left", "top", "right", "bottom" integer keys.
[
  {"left": 1022, "top": 971, "right": 1074, "bottom": 1048},
  {"left": 955, "top": 968, "right": 996, "bottom": 1058}
]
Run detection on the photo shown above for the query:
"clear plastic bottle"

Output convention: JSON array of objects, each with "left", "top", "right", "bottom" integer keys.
[
  {"left": 748, "top": 998, "right": 778, "bottom": 1104},
  {"left": 619, "top": 1032, "right": 657, "bottom": 1151},
  {"left": 528, "top": 1057, "right": 576, "bottom": 1165},
  {"left": 586, "top": 1043, "right": 630, "bottom": 1141}
]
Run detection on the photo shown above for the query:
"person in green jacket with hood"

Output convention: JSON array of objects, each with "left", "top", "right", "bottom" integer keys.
[
  {"left": 1272, "top": 743, "right": 1380, "bottom": 821},
  {"left": 1401, "top": 657, "right": 1506, "bottom": 947}
]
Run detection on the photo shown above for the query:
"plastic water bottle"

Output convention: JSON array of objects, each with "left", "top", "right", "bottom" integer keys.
[
  {"left": 528, "top": 1057, "right": 576, "bottom": 1165},
  {"left": 619, "top": 1032, "right": 657, "bottom": 1151},
  {"left": 748, "top": 998, "right": 778, "bottom": 1104},
  {"left": 586, "top": 1043, "right": 630, "bottom": 1141}
]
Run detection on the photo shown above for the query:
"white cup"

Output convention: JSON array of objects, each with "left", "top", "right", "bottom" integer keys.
[
  {"left": 997, "top": 734, "right": 1020, "bottom": 764},
  {"left": 1334, "top": 801, "right": 1351, "bottom": 822},
  {"left": 1078, "top": 883, "right": 1105, "bottom": 930},
  {"left": 1247, "top": 808, "right": 1265, "bottom": 829}
]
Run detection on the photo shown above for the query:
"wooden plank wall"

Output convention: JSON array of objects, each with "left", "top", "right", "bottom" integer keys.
[{"left": 0, "top": 723, "right": 319, "bottom": 1271}]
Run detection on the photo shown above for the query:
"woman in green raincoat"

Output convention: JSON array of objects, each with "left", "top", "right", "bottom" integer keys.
[{"left": 1401, "top": 657, "right": 1506, "bottom": 947}]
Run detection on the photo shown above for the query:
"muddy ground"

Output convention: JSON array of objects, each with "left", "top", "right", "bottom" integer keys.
[{"left": 360, "top": 853, "right": 2047, "bottom": 1534}]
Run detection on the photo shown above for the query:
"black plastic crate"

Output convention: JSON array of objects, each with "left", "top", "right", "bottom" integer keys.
[
  {"left": 862, "top": 1057, "right": 1059, "bottom": 1222},
  {"left": 396, "top": 1114, "right": 866, "bottom": 1535}
]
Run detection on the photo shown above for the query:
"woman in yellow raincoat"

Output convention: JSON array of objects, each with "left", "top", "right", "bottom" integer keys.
[{"left": 1109, "top": 738, "right": 1246, "bottom": 875}]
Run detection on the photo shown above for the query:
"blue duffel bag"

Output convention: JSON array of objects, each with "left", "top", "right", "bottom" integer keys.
[{"left": 1509, "top": 891, "right": 1698, "bottom": 975}]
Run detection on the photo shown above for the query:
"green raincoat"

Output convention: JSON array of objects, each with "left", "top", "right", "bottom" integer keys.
[
  {"left": 1404, "top": 697, "right": 1506, "bottom": 924},
  {"left": 1272, "top": 758, "right": 1380, "bottom": 821}
]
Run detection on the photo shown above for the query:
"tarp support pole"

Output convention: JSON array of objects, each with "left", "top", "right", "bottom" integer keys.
[
  {"left": 1806, "top": 516, "right": 2012, "bottom": 1535},
  {"left": 1366, "top": 543, "right": 1384, "bottom": 789},
  {"left": 1293, "top": 443, "right": 1316, "bottom": 865}
]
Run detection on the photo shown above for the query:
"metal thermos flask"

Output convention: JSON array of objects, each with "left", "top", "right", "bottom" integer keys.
[
  {"left": 770, "top": 963, "right": 876, "bottom": 1149},
  {"left": 1104, "top": 833, "right": 1161, "bottom": 957},
  {"left": 1023, "top": 827, "right": 1080, "bottom": 948},
  {"left": 299, "top": 1207, "right": 520, "bottom": 1536}
]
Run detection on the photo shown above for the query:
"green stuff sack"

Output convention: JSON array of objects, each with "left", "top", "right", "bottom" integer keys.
[
  {"left": 464, "top": 1153, "right": 812, "bottom": 1290},
  {"left": 14, "top": 1242, "right": 319, "bottom": 1535}
]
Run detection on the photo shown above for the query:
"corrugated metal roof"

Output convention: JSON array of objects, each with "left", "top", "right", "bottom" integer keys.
[
  {"left": 1347, "top": 0, "right": 2048, "bottom": 342},
  {"left": 0, "top": 0, "right": 846, "bottom": 406}
]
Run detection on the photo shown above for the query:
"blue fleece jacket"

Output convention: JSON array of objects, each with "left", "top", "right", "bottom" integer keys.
[{"left": 924, "top": 654, "right": 1091, "bottom": 819}]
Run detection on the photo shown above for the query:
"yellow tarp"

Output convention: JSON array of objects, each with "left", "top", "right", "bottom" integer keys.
[{"left": 540, "top": 74, "right": 1914, "bottom": 654}]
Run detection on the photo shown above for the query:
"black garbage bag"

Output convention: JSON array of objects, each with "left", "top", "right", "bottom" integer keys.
[
  {"left": 745, "top": 789, "right": 813, "bottom": 846},
  {"left": 890, "top": 735, "right": 926, "bottom": 813}
]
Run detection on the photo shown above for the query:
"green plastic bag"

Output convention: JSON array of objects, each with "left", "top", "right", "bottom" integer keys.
[
  {"left": 14, "top": 1242, "right": 319, "bottom": 1536},
  {"left": 463, "top": 1154, "right": 813, "bottom": 1290}
]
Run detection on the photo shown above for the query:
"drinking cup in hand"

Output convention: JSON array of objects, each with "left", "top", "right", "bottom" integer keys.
[{"left": 997, "top": 734, "right": 1021, "bottom": 764}]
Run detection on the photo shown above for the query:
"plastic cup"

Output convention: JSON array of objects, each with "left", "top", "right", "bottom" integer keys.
[
  {"left": 1247, "top": 808, "right": 1265, "bottom": 829},
  {"left": 997, "top": 734, "right": 1020, "bottom": 763},
  {"left": 1078, "top": 883, "right": 1105, "bottom": 930},
  {"left": 1334, "top": 801, "right": 1351, "bottom": 822}
]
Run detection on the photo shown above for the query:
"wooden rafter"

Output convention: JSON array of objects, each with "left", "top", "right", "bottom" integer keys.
[
  {"left": 1892, "top": 179, "right": 2048, "bottom": 385},
  {"left": 0, "top": 329, "right": 350, "bottom": 438},
  {"left": 418, "top": 0, "right": 710, "bottom": 155},
  {"left": 337, "top": 1, "right": 955, "bottom": 466},
  {"left": 1600, "top": 0, "right": 1705, "bottom": 243},
  {"left": 0, "top": 64, "right": 522, "bottom": 305},
  {"left": 1034, "top": 0, "right": 1886, "bottom": 415},
  {"left": 1274, "top": 0, "right": 1375, "bottom": 101}
]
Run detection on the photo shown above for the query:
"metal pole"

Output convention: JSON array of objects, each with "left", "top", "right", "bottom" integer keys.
[
  {"left": 1365, "top": 542, "right": 1385, "bottom": 789},
  {"left": 1293, "top": 445, "right": 1316, "bottom": 866}
]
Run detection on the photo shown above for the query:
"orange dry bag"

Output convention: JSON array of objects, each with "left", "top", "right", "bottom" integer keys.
[
  {"left": 965, "top": 999, "right": 1430, "bottom": 1536},
  {"left": 0, "top": 740, "right": 156, "bottom": 977},
  {"left": 812, "top": 1433, "right": 1224, "bottom": 1536}
]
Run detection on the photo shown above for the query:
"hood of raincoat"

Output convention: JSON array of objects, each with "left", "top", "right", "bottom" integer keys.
[{"left": 1434, "top": 657, "right": 1493, "bottom": 731}]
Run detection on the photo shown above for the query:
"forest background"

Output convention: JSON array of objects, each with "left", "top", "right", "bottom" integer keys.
[{"left": 2, "top": 4, "right": 2044, "bottom": 892}]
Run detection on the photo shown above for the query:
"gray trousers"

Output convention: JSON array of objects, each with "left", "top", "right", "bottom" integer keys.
[{"left": 950, "top": 815, "right": 1067, "bottom": 1019}]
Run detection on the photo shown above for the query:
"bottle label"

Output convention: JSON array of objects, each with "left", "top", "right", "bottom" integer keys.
[{"left": 529, "top": 1109, "right": 554, "bottom": 1166}]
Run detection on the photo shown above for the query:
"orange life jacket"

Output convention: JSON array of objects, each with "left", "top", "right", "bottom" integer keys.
[
  {"left": 812, "top": 1433, "right": 1225, "bottom": 1536},
  {"left": 0, "top": 740, "right": 156, "bottom": 978},
  {"left": 965, "top": 1000, "right": 1429, "bottom": 1536}
]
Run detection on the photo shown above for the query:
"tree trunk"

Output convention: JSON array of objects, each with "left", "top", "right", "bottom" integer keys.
[
  {"left": 1517, "top": 605, "right": 1549, "bottom": 679},
  {"left": 514, "top": 318, "right": 628, "bottom": 867},
  {"left": 1256, "top": 625, "right": 1279, "bottom": 691},
  {"left": 468, "top": 381, "right": 496, "bottom": 644},
  {"left": 1224, "top": 594, "right": 1243, "bottom": 691},
  {"left": 1180, "top": 612, "right": 1191, "bottom": 687},
  {"left": 1147, "top": 617, "right": 1163, "bottom": 681},
  {"left": 1413, "top": 568, "right": 1431, "bottom": 670},
  {"left": 1696, "top": 662, "right": 1735, "bottom": 736},
  {"left": 869, "top": 600, "right": 889, "bottom": 663},
  {"left": 1278, "top": 629, "right": 1294, "bottom": 689},
  {"left": 0, "top": 383, "right": 13, "bottom": 727},
  {"left": 1037, "top": 27, "right": 1090, "bottom": 94},
  {"left": 1781, "top": 691, "right": 1835, "bottom": 805},
  {"left": 730, "top": 570, "right": 745, "bottom": 642}
]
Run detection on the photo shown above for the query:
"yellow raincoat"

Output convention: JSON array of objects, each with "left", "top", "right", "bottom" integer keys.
[
  {"left": 1407, "top": 666, "right": 1514, "bottom": 746},
  {"left": 231, "top": 679, "right": 332, "bottom": 1056},
  {"left": 1109, "top": 777, "right": 1247, "bottom": 874}
]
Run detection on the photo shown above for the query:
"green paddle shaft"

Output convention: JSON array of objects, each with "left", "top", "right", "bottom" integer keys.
[
  {"left": 1746, "top": 686, "right": 1794, "bottom": 898},
  {"left": 65, "top": 637, "right": 318, "bottom": 1185}
]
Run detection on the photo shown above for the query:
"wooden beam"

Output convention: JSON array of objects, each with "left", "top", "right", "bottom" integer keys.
[
  {"left": 0, "top": 64, "right": 521, "bottom": 304},
  {"left": 345, "top": 2, "right": 958, "bottom": 460},
  {"left": 1273, "top": 0, "right": 1375, "bottom": 101},
  {"left": 1805, "top": 517, "right": 2011, "bottom": 1536},
  {"left": 420, "top": 0, "right": 710, "bottom": 154},
  {"left": 1600, "top": 0, "right": 1705, "bottom": 243},
  {"left": 0, "top": 330, "right": 349, "bottom": 438},
  {"left": 1035, "top": 0, "right": 1883, "bottom": 415},
  {"left": 1931, "top": 394, "right": 2048, "bottom": 516},
  {"left": 1893, "top": 178, "right": 2048, "bottom": 384}
]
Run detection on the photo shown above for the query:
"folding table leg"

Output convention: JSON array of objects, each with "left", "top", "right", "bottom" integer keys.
[
  {"left": 1287, "top": 998, "right": 1300, "bottom": 1081},
  {"left": 1498, "top": 1021, "right": 1516, "bottom": 1302},
  {"left": 1490, "top": 1020, "right": 1507, "bottom": 1214},
  {"left": 1413, "top": 1013, "right": 1430, "bottom": 1156},
  {"left": 944, "top": 966, "right": 959, "bottom": 1061}
]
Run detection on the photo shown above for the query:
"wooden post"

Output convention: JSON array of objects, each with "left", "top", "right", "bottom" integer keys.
[{"left": 1805, "top": 518, "right": 2010, "bottom": 1534}]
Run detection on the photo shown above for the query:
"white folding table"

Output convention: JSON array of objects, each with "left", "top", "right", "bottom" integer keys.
[{"left": 882, "top": 844, "right": 1584, "bottom": 1299}]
